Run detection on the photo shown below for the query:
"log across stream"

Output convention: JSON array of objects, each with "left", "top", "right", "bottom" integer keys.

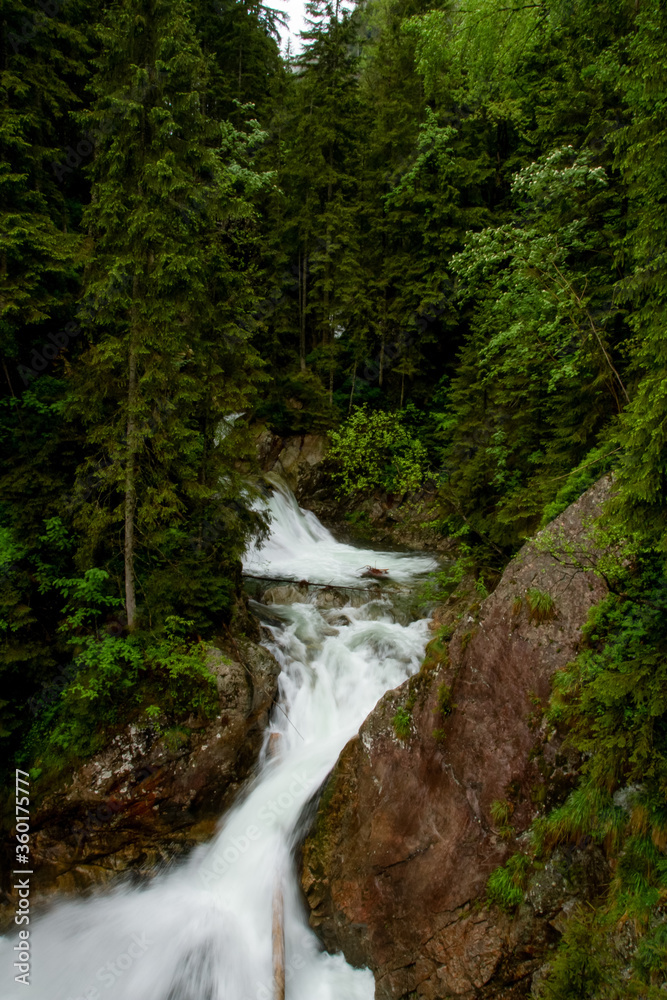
[{"left": 1, "top": 479, "right": 437, "bottom": 1000}]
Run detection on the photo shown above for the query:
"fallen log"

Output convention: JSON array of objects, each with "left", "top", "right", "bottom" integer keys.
[
  {"left": 243, "top": 573, "right": 385, "bottom": 592},
  {"left": 272, "top": 877, "right": 285, "bottom": 1000}
]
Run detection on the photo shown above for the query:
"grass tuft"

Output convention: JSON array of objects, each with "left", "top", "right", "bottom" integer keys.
[
  {"left": 392, "top": 706, "right": 411, "bottom": 740},
  {"left": 526, "top": 587, "right": 556, "bottom": 623}
]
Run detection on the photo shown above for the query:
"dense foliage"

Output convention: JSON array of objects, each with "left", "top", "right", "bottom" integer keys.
[{"left": 2, "top": 0, "right": 667, "bottom": 984}]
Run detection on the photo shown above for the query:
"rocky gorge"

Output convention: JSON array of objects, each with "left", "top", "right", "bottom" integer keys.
[{"left": 2, "top": 436, "right": 618, "bottom": 999}]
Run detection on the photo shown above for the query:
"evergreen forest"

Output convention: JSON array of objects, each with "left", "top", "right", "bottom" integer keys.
[{"left": 3, "top": 0, "right": 667, "bottom": 992}]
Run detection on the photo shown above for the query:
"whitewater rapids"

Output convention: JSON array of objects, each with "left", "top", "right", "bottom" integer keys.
[{"left": 1, "top": 481, "right": 436, "bottom": 1000}]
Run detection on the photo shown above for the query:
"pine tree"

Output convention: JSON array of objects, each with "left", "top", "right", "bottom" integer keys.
[
  {"left": 0, "top": 0, "right": 88, "bottom": 391},
  {"left": 192, "top": 0, "right": 285, "bottom": 122},
  {"left": 68, "top": 0, "right": 268, "bottom": 629}
]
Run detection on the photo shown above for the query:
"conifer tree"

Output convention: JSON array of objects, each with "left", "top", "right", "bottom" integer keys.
[
  {"left": 0, "top": 0, "right": 88, "bottom": 390},
  {"left": 69, "top": 0, "right": 268, "bottom": 629},
  {"left": 282, "top": 0, "right": 362, "bottom": 386},
  {"left": 193, "top": 0, "right": 285, "bottom": 122}
]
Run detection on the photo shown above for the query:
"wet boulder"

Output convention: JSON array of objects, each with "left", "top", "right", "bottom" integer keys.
[{"left": 262, "top": 583, "right": 309, "bottom": 605}]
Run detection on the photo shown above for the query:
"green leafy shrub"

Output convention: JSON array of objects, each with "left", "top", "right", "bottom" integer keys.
[
  {"left": 419, "top": 546, "right": 474, "bottom": 605},
  {"left": 612, "top": 832, "right": 667, "bottom": 928},
  {"left": 329, "top": 406, "right": 429, "bottom": 498},
  {"left": 537, "top": 915, "right": 605, "bottom": 999},
  {"left": 634, "top": 922, "right": 667, "bottom": 984},
  {"left": 22, "top": 597, "right": 218, "bottom": 770},
  {"left": 531, "top": 554, "right": 667, "bottom": 995},
  {"left": 549, "top": 555, "right": 667, "bottom": 795}
]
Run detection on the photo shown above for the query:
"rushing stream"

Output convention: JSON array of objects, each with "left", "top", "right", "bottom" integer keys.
[{"left": 2, "top": 481, "right": 436, "bottom": 1000}]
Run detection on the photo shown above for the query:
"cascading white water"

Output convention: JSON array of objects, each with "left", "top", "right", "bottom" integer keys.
[{"left": 1, "top": 483, "right": 437, "bottom": 1000}]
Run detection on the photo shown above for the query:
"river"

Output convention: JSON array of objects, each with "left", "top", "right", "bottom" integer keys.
[{"left": 1, "top": 480, "right": 436, "bottom": 1000}]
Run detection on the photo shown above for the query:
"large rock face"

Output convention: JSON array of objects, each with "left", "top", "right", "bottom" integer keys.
[
  {"left": 301, "top": 478, "right": 612, "bottom": 999},
  {"left": 1, "top": 633, "right": 279, "bottom": 928},
  {"left": 256, "top": 426, "right": 329, "bottom": 497}
]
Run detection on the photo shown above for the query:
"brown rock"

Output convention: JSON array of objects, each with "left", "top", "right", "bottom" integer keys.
[
  {"left": 255, "top": 426, "right": 329, "bottom": 492},
  {"left": 301, "top": 477, "right": 612, "bottom": 998}
]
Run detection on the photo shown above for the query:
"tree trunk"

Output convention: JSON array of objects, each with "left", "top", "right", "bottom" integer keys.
[
  {"left": 349, "top": 359, "right": 357, "bottom": 413},
  {"left": 299, "top": 248, "right": 306, "bottom": 372},
  {"left": 124, "top": 330, "right": 138, "bottom": 630},
  {"left": 124, "top": 274, "right": 141, "bottom": 630}
]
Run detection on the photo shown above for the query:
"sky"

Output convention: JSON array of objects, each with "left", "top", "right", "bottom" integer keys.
[{"left": 276, "top": 0, "right": 309, "bottom": 53}]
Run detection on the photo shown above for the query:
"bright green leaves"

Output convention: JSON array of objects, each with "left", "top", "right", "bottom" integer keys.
[
  {"left": 438, "top": 144, "right": 624, "bottom": 549},
  {"left": 329, "top": 406, "right": 429, "bottom": 498},
  {"left": 407, "top": 0, "right": 548, "bottom": 105}
]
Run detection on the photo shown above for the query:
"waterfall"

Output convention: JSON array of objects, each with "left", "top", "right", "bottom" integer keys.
[{"left": 1, "top": 482, "right": 436, "bottom": 1000}]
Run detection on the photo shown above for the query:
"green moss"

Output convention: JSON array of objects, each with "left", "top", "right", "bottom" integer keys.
[
  {"left": 491, "top": 798, "right": 512, "bottom": 826},
  {"left": 437, "top": 682, "right": 454, "bottom": 718},
  {"left": 460, "top": 628, "right": 475, "bottom": 651},
  {"left": 491, "top": 798, "right": 516, "bottom": 840}
]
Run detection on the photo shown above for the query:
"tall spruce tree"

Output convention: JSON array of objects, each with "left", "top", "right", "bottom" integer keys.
[
  {"left": 69, "top": 0, "right": 268, "bottom": 629},
  {"left": 285, "top": 0, "right": 362, "bottom": 386}
]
